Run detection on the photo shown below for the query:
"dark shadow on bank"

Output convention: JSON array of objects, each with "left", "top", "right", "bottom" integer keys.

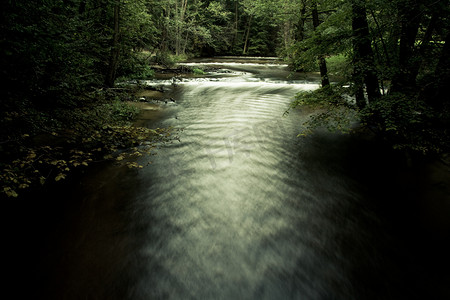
[{"left": 295, "top": 130, "right": 450, "bottom": 299}]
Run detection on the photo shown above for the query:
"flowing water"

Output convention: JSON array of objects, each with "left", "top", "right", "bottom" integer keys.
[{"left": 10, "top": 58, "right": 450, "bottom": 299}]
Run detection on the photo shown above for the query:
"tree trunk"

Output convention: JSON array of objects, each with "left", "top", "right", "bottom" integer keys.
[
  {"left": 432, "top": 31, "right": 450, "bottom": 109},
  {"left": 181, "top": 0, "right": 188, "bottom": 54},
  {"left": 369, "top": 9, "right": 391, "bottom": 67},
  {"left": 390, "top": 1, "right": 422, "bottom": 93},
  {"left": 105, "top": 1, "right": 120, "bottom": 87},
  {"left": 283, "top": 20, "right": 292, "bottom": 50},
  {"left": 175, "top": 0, "right": 180, "bottom": 55},
  {"left": 318, "top": 56, "right": 330, "bottom": 87},
  {"left": 351, "top": 0, "right": 380, "bottom": 105},
  {"left": 312, "top": 3, "right": 330, "bottom": 87},
  {"left": 409, "top": 13, "right": 437, "bottom": 84},
  {"left": 175, "top": 0, "right": 188, "bottom": 56},
  {"left": 182, "top": 29, "right": 189, "bottom": 54},
  {"left": 243, "top": 15, "right": 252, "bottom": 55},
  {"left": 295, "top": 0, "right": 307, "bottom": 41},
  {"left": 231, "top": 0, "right": 239, "bottom": 53},
  {"left": 160, "top": 5, "right": 169, "bottom": 52}
]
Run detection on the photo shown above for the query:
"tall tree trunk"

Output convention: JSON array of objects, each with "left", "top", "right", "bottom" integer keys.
[
  {"left": 182, "top": 29, "right": 189, "bottom": 54},
  {"left": 312, "top": 3, "right": 330, "bottom": 87},
  {"left": 175, "top": 0, "right": 188, "bottom": 55},
  {"left": 283, "top": 20, "right": 292, "bottom": 50},
  {"left": 296, "top": 0, "right": 307, "bottom": 41},
  {"left": 390, "top": 0, "right": 422, "bottom": 93},
  {"left": 351, "top": 0, "right": 380, "bottom": 106},
  {"left": 231, "top": 0, "right": 239, "bottom": 53},
  {"left": 160, "top": 5, "right": 169, "bottom": 52},
  {"left": 175, "top": 0, "right": 180, "bottom": 55},
  {"left": 432, "top": 31, "right": 450, "bottom": 110},
  {"left": 243, "top": 15, "right": 252, "bottom": 55},
  {"left": 181, "top": 0, "right": 188, "bottom": 54},
  {"left": 317, "top": 56, "right": 330, "bottom": 87},
  {"left": 409, "top": 13, "right": 438, "bottom": 83},
  {"left": 369, "top": 9, "right": 391, "bottom": 67},
  {"left": 105, "top": 1, "right": 120, "bottom": 87}
]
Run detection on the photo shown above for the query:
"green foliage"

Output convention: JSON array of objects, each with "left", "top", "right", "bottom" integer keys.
[
  {"left": 1, "top": 1, "right": 104, "bottom": 108},
  {"left": 199, "top": 1, "right": 233, "bottom": 54},
  {"left": 287, "top": 86, "right": 358, "bottom": 135},
  {"left": 326, "top": 54, "right": 352, "bottom": 76},
  {"left": 135, "top": 65, "right": 156, "bottom": 80},
  {"left": 283, "top": 0, "right": 352, "bottom": 71},
  {"left": 152, "top": 52, "right": 188, "bottom": 68},
  {"left": 0, "top": 125, "right": 171, "bottom": 198},
  {"left": 290, "top": 85, "right": 352, "bottom": 109},
  {"left": 192, "top": 67, "right": 206, "bottom": 75},
  {"left": 359, "top": 93, "right": 446, "bottom": 154},
  {"left": 121, "top": 0, "right": 158, "bottom": 52},
  {"left": 0, "top": 96, "right": 173, "bottom": 198},
  {"left": 118, "top": 63, "right": 155, "bottom": 81},
  {"left": 289, "top": 87, "right": 449, "bottom": 155}
]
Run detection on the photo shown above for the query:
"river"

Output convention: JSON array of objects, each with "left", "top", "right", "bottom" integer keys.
[{"left": 10, "top": 57, "right": 450, "bottom": 299}]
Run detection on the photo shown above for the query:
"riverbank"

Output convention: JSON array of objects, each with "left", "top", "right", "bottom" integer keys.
[
  {"left": 0, "top": 87, "right": 172, "bottom": 199},
  {"left": 1, "top": 61, "right": 206, "bottom": 199}
]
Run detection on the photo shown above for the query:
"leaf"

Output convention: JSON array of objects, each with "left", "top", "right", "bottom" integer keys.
[
  {"left": 55, "top": 173, "right": 66, "bottom": 181},
  {"left": 4, "top": 187, "right": 18, "bottom": 198}
]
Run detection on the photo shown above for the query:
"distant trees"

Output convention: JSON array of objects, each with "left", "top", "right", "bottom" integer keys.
[
  {"left": 0, "top": 0, "right": 323, "bottom": 105},
  {"left": 149, "top": 0, "right": 284, "bottom": 56}
]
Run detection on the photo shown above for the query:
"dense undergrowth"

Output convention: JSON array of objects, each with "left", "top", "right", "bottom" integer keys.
[
  {"left": 0, "top": 89, "right": 173, "bottom": 198},
  {"left": 287, "top": 85, "right": 450, "bottom": 157}
]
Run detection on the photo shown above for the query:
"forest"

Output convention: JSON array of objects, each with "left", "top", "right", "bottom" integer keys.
[{"left": 1, "top": 0, "right": 449, "bottom": 198}]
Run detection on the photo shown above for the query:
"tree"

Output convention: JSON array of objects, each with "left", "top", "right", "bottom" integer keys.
[
  {"left": 105, "top": 0, "right": 121, "bottom": 87},
  {"left": 312, "top": 1, "right": 330, "bottom": 87},
  {"left": 351, "top": 0, "right": 380, "bottom": 107},
  {"left": 389, "top": 0, "right": 423, "bottom": 93}
]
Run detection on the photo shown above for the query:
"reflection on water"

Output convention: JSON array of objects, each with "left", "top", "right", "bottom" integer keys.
[{"left": 13, "top": 58, "right": 450, "bottom": 300}]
